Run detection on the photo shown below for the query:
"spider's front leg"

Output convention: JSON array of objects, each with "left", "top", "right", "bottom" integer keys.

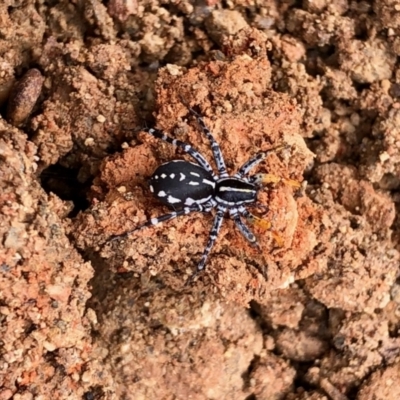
[{"left": 235, "top": 144, "right": 290, "bottom": 178}]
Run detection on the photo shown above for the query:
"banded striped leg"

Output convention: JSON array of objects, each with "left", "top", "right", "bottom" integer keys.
[
  {"left": 187, "top": 205, "right": 226, "bottom": 283},
  {"left": 145, "top": 128, "right": 216, "bottom": 178},
  {"left": 229, "top": 208, "right": 259, "bottom": 246},
  {"left": 235, "top": 145, "right": 290, "bottom": 178},
  {"left": 187, "top": 107, "right": 228, "bottom": 178},
  {"left": 110, "top": 203, "right": 209, "bottom": 242}
]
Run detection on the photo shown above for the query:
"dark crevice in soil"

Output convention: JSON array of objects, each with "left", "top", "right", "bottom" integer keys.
[{"left": 39, "top": 163, "right": 91, "bottom": 216}]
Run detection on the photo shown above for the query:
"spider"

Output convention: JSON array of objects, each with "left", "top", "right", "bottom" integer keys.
[{"left": 110, "top": 106, "right": 298, "bottom": 280}]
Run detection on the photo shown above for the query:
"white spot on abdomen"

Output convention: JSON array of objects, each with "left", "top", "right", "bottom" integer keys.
[
  {"left": 158, "top": 190, "right": 167, "bottom": 197},
  {"left": 185, "top": 197, "right": 195, "bottom": 206},
  {"left": 167, "top": 195, "right": 181, "bottom": 204}
]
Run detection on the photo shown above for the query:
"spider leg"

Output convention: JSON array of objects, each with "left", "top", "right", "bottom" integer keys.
[
  {"left": 109, "top": 203, "right": 206, "bottom": 242},
  {"left": 187, "top": 107, "right": 229, "bottom": 178},
  {"left": 244, "top": 201, "right": 270, "bottom": 213},
  {"left": 250, "top": 173, "right": 301, "bottom": 189},
  {"left": 145, "top": 128, "right": 217, "bottom": 179},
  {"left": 229, "top": 208, "right": 259, "bottom": 247},
  {"left": 186, "top": 205, "right": 226, "bottom": 283},
  {"left": 239, "top": 207, "right": 271, "bottom": 230},
  {"left": 235, "top": 145, "right": 290, "bottom": 178},
  {"left": 240, "top": 207, "right": 284, "bottom": 247}
]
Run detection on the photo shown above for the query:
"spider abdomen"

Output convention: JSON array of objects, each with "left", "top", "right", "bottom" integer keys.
[
  {"left": 215, "top": 178, "right": 257, "bottom": 206},
  {"left": 149, "top": 160, "right": 216, "bottom": 207}
]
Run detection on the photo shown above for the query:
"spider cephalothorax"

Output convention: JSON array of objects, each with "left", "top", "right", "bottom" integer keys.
[{"left": 111, "top": 106, "right": 297, "bottom": 280}]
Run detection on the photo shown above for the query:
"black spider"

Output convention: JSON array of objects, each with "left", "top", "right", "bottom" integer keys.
[{"left": 111, "top": 106, "right": 295, "bottom": 280}]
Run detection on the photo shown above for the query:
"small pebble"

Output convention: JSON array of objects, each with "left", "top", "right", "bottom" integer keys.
[
  {"left": 6, "top": 69, "right": 44, "bottom": 127},
  {"left": 96, "top": 114, "right": 106, "bottom": 123}
]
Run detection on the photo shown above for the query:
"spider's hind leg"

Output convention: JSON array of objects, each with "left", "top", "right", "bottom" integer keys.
[
  {"left": 144, "top": 127, "right": 215, "bottom": 177},
  {"left": 109, "top": 204, "right": 204, "bottom": 242}
]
